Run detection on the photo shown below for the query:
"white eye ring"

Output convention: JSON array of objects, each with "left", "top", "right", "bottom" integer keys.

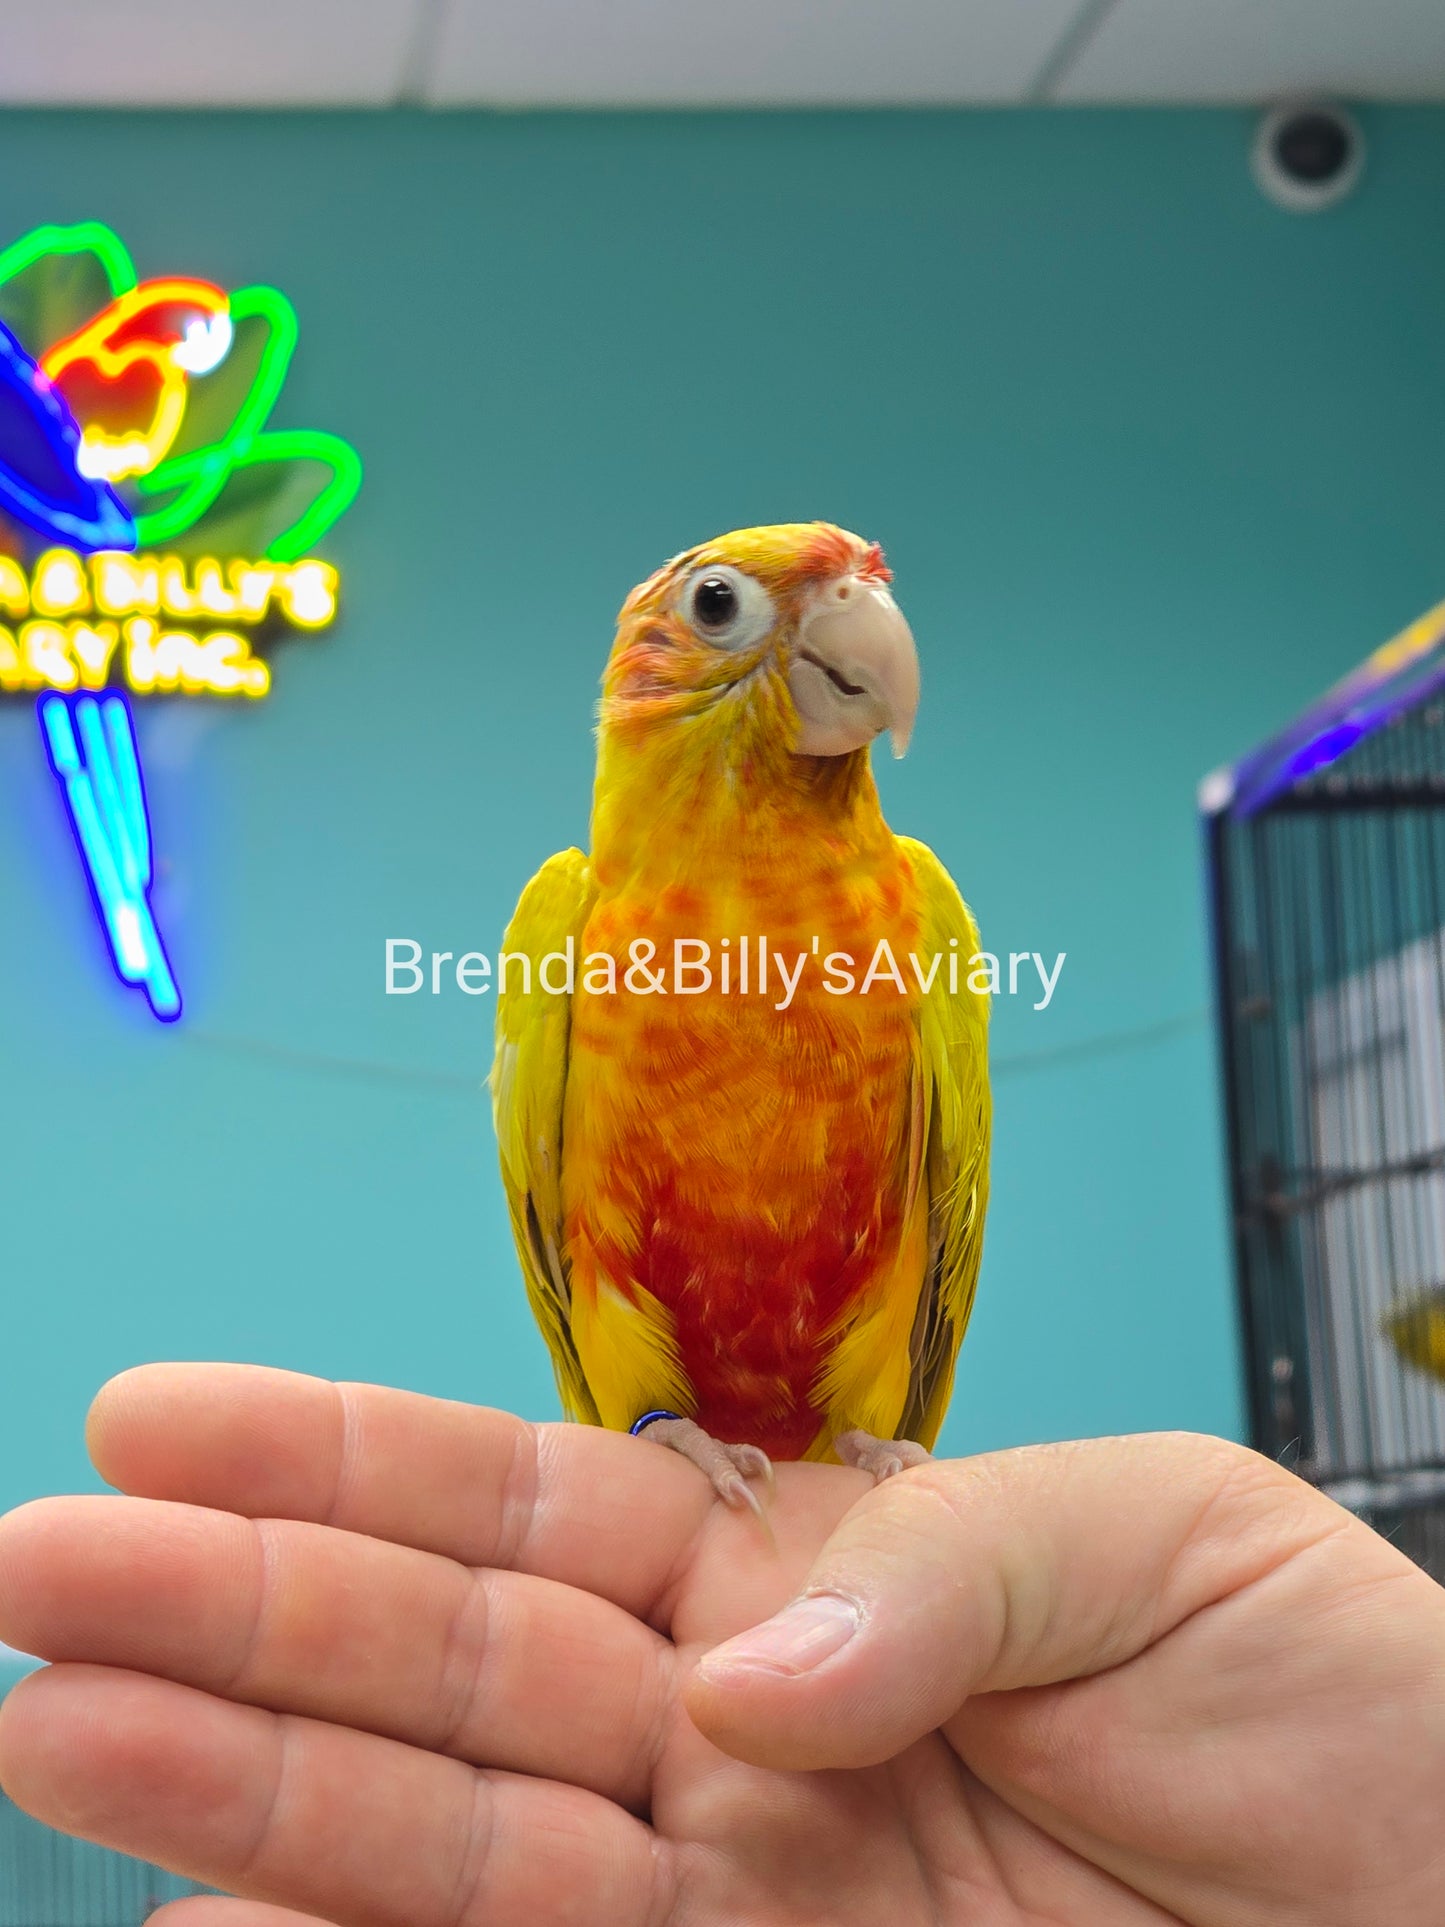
[{"left": 679, "top": 565, "right": 775, "bottom": 651}]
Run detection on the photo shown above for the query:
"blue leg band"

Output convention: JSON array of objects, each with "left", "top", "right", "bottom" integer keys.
[{"left": 630, "top": 1409, "right": 683, "bottom": 1436}]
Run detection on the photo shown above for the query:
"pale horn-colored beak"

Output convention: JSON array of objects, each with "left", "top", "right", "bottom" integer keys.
[{"left": 788, "top": 574, "right": 920, "bottom": 758}]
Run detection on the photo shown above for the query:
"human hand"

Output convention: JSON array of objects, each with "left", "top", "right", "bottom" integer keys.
[{"left": 0, "top": 1365, "right": 1441, "bottom": 1926}]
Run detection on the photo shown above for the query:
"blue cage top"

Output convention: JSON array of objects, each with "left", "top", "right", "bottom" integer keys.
[{"left": 1201, "top": 597, "right": 1445, "bottom": 820}]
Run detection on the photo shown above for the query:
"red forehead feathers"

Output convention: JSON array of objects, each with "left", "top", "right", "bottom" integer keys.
[
  {"left": 856, "top": 541, "right": 892, "bottom": 584},
  {"left": 798, "top": 525, "right": 891, "bottom": 584}
]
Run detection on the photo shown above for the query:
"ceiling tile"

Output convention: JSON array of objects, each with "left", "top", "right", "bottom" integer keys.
[
  {"left": 422, "top": 0, "right": 1086, "bottom": 107},
  {"left": 3, "top": 0, "right": 1439, "bottom": 113},
  {"left": 1056, "top": 0, "right": 1445, "bottom": 103},
  {"left": 0, "top": 0, "right": 425, "bottom": 106}
]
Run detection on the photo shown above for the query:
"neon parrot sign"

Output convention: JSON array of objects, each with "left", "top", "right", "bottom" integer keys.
[{"left": 0, "top": 221, "right": 360, "bottom": 1021}]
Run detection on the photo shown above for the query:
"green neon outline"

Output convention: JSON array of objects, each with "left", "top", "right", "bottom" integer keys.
[
  {"left": 139, "top": 429, "right": 362, "bottom": 561},
  {"left": 0, "top": 220, "right": 137, "bottom": 300},
  {"left": 196, "top": 283, "right": 300, "bottom": 446},
  {"left": 132, "top": 282, "right": 361, "bottom": 557},
  {"left": 0, "top": 235, "right": 360, "bottom": 559},
  {"left": 237, "top": 432, "right": 363, "bottom": 562},
  {"left": 132, "top": 283, "right": 299, "bottom": 543}
]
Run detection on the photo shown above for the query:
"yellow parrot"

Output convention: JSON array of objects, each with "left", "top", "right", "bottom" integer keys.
[{"left": 492, "top": 522, "right": 990, "bottom": 1506}]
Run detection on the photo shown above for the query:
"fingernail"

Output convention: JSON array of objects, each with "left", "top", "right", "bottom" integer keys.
[{"left": 696, "top": 1591, "right": 860, "bottom": 1680}]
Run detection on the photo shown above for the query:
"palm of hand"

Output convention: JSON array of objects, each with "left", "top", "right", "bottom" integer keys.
[{"left": 0, "top": 1367, "right": 1441, "bottom": 1927}]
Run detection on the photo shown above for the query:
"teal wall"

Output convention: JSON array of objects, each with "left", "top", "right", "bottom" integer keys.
[{"left": 4, "top": 104, "right": 1445, "bottom": 1515}]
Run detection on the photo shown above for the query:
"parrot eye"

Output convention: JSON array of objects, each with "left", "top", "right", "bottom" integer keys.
[
  {"left": 695, "top": 576, "right": 737, "bottom": 627},
  {"left": 680, "top": 565, "right": 774, "bottom": 651}
]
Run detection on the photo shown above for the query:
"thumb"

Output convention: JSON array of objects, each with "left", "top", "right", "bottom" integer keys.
[{"left": 683, "top": 1431, "right": 1354, "bottom": 1771}]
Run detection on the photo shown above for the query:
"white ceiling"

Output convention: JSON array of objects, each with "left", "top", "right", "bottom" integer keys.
[
  {"left": 1058, "top": 0, "right": 1445, "bottom": 102},
  {"left": 0, "top": 2, "right": 421, "bottom": 105},
  {"left": 425, "top": 0, "right": 1083, "bottom": 108},
  {"left": 1, "top": 0, "right": 1442, "bottom": 107}
]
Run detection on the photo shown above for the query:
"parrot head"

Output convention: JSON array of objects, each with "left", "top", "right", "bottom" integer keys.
[
  {"left": 41, "top": 278, "right": 232, "bottom": 484},
  {"left": 601, "top": 522, "right": 920, "bottom": 764}
]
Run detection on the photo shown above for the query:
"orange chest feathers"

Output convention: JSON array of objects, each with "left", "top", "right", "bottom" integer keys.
[{"left": 559, "top": 853, "right": 925, "bottom": 1453}]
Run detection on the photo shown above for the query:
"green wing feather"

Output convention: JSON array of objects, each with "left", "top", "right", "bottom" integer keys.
[
  {"left": 491, "top": 847, "right": 599, "bottom": 1424},
  {"left": 897, "top": 836, "right": 992, "bottom": 1448}
]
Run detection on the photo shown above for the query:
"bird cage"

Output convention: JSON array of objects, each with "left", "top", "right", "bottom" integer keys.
[{"left": 1203, "top": 597, "right": 1445, "bottom": 1578}]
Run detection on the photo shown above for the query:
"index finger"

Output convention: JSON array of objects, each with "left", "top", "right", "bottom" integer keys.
[{"left": 87, "top": 1363, "right": 716, "bottom": 1622}]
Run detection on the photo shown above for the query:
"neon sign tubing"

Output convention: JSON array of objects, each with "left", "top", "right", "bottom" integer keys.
[{"left": 40, "top": 692, "right": 181, "bottom": 1020}]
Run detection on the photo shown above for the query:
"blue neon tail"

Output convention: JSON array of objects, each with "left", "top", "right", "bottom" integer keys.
[{"left": 39, "top": 693, "right": 180, "bottom": 1021}]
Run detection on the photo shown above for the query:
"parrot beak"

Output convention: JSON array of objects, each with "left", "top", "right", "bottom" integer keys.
[{"left": 788, "top": 575, "right": 921, "bottom": 759}]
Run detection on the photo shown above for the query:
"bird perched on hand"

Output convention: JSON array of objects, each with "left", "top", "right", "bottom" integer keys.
[{"left": 492, "top": 522, "right": 990, "bottom": 1508}]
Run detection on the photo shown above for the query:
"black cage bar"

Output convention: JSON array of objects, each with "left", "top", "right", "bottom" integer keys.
[{"left": 1205, "top": 598, "right": 1445, "bottom": 1576}]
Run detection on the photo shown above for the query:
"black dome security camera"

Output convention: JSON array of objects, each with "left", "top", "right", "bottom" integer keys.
[{"left": 1253, "top": 102, "right": 1364, "bottom": 212}]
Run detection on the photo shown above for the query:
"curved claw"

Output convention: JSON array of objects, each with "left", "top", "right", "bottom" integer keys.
[
  {"left": 637, "top": 1416, "right": 775, "bottom": 1528},
  {"left": 718, "top": 1469, "right": 767, "bottom": 1518},
  {"left": 728, "top": 1442, "right": 775, "bottom": 1493},
  {"left": 716, "top": 1462, "right": 776, "bottom": 1552}
]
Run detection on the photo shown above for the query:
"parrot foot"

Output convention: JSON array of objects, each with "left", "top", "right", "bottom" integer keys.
[
  {"left": 835, "top": 1429, "right": 932, "bottom": 1482},
  {"left": 636, "top": 1416, "right": 774, "bottom": 1517}
]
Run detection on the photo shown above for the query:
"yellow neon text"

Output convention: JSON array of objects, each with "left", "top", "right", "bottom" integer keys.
[
  {"left": 0, "top": 550, "right": 337, "bottom": 698},
  {"left": 0, "top": 616, "right": 270, "bottom": 697},
  {"left": 0, "top": 550, "right": 338, "bottom": 627}
]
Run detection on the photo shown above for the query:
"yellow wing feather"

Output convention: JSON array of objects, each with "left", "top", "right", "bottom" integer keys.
[
  {"left": 897, "top": 834, "right": 992, "bottom": 1447},
  {"left": 808, "top": 835, "right": 991, "bottom": 1453},
  {"left": 490, "top": 848, "right": 600, "bottom": 1425}
]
